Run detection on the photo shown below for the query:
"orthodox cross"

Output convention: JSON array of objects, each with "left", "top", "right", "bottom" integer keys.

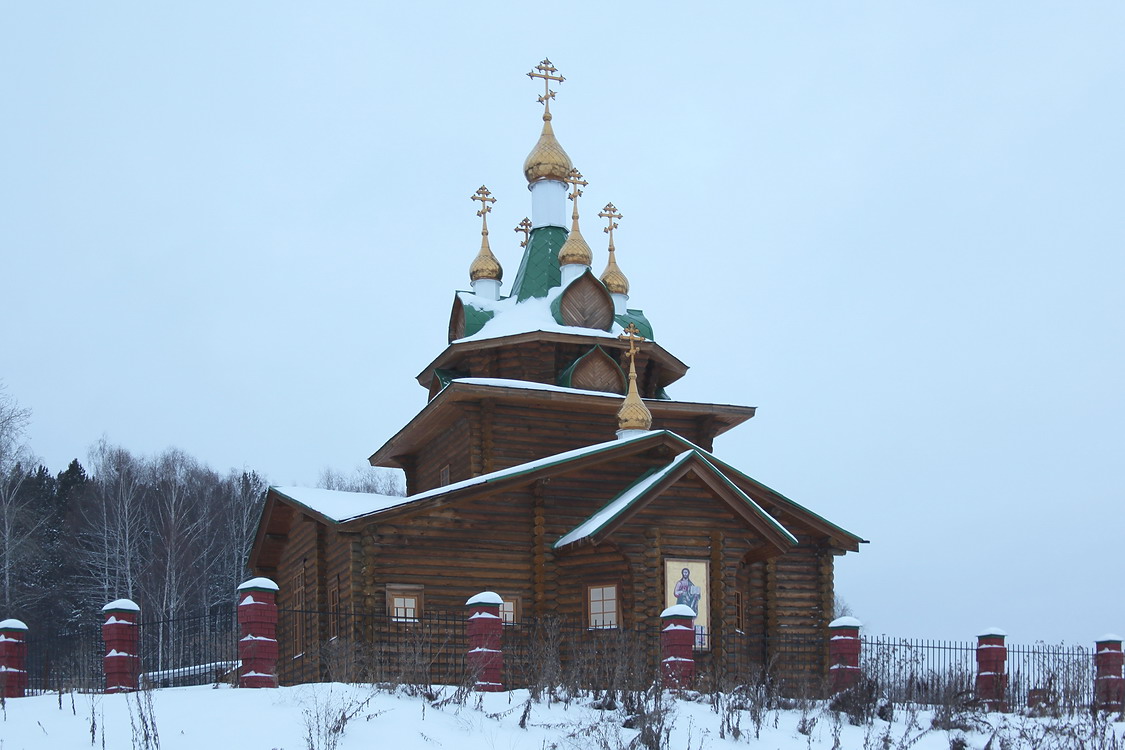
[
  {"left": 471, "top": 185, "right": 496, "bottom": 232},
  {"left": 528, "top": 59, "right": 564, "bottom": 111},
  {"left": 564, "top": 168, "right": 588, "bottom": 218},
  {"left": 514, "top": 217, "right": 532, "bottom": 248},
  {"left": 599, "top": 202, "right": 622, "bottom": 250},
  {"left": 618, "top": 322, "right": 645, "bottom": 360}
]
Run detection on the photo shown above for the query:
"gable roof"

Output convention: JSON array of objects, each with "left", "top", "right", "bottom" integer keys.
[
  {"left": 269, "top": 429, "right": 864, "bottom": 554},
  {"left": 553, "top": 448, "right": 800, "bottom": 551}
]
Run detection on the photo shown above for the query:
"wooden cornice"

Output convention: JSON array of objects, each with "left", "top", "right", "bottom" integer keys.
[
  {"left": 415, "top": 330, "right": 690, "bottom": 389},
  {"left": 367, "top": 380, "right": 756, "bottom": 469}
]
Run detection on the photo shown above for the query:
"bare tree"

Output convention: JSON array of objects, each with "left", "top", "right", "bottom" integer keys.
[
  {"left": 79, "top": 439, "right": 149, "bottom": 606},
  {"left": 0, "top": 385, "right": 45, "bottom": 613},
  {"left": 318, "top": 465, "right": 404, "bottom": 495},
  {"left": 207, "top": 469, "right": 267, "bottom": 606}
]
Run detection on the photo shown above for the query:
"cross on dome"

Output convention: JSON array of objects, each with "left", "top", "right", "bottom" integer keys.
[
  {"left": 471, "top": 185, "right": 496, "bottom": 217},
  {"left": 528, "top": 59, "right": 564, "bottom": 116},
  {"left": 514, "top": 217, "right": 532, "bottom": 248},
  {"left": 619, "top": 322, "right": 645, "bottom": 358},
  {"left": 599, "top": 202, "right": 622, "bottom": 251}
]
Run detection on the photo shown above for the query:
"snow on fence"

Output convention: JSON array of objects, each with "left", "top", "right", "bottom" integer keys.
[{"left": 5, "top": 602, "right": 1121, "bottom": 714}]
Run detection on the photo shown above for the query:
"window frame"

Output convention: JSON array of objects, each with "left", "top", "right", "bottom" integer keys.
[
  {"left": 586, "top": 582, "right": 620, "bottom": 630},
  {"left": 386, "top": 584, "right": 424, "bottom": 623}
]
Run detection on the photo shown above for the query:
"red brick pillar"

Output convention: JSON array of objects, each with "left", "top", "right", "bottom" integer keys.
[
  {"left": 0, "top": 619, "right": 29, "bottom": 698},
  {"left": 660, "top": 604, "right": 696, "bottom": 688},
  {"left": 102, "top": 599, "right": 140, "bottom": 693},
  {"left": 238, "top": 578, "right": 279, "bottom": 688},
  {"left": 975, "top": 627, "right": 1008, "bottom": 712},
  {"left": 465, "top": 592, "right": 503, "bottom": 692},
  {"left": 1094, "top": 634, "right": 1124, "bottom": 713},
  {"left": 828, "top": 616, "right": 863, "bottom": 692}
]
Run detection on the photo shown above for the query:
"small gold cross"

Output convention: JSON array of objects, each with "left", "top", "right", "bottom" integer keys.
[
  {"left": 618, "top": 322, "right": 645, "bottom": 359},
  {"left": 564, "top": 168, "right": 588, "bottom": 202},
  {"left": 599, "top": 202, "right": 622, "bottom": 249},
  {"left": 471, "top": 185, "right": 496, "bottom": 217},
  {"left": 514, "top": 217, "right": 532, "bottom": 248},
  {"left": 528, "top": 59, "right": 564, "bottom": 109}
]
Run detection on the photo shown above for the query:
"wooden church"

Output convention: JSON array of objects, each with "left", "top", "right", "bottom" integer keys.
[{"left": 249, "top": 60, "right": 864, "bottom": 677}]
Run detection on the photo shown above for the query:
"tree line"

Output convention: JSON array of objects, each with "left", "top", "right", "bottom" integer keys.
[{"left": 0, "top": 384, "right": 401, "bottom": 639}]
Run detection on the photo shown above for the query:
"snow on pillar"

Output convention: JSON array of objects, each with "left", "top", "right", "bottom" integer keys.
[
  {"left": 828, "top": 616, "right": 863, "bottom": 692},
  {"left": 102, "top": 599, "right": 140, "bottom": 693},
  {"left": 660, "top": 604, "right": 696, "bottom": 688},
  {"left": 465, "top": 591, "right": 504, "bottom": 692},
  {"left": 1094, "top": 634, "right": 1124, "bottom": 713},
  {"left": 237, "top": 578, "right": 279, "bottom": 688},
  {"left": 0, "top": 619, "right": 29, "bottom": 698},
  {"left": 975, "top": 627, "right": 1008, "bottom": 712}
]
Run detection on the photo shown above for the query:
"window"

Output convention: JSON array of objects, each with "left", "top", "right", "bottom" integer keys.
[
  {"left": 292, "top": 567, "right": 306, "bottom": 653},
  {"left": 387, "top": 585, "right": 423, "bottom": 623},
  {"left": 439, "top": 464, "right": 450, "bottom": 486},
  {"left": 734, "top": 591, "right": 745, "bottom": 634},
  {"left": 327, "top": 579, "right": 340, "bottom": 640},
  {"left": 587, "top": 584, "right": 618, "bottom": 629},
  {"left": 499, "top": 595, "right": 521, "bottom": 625}
]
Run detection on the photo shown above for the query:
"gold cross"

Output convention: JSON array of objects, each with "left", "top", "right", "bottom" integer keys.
[
  {"left": 471, "top": 185, "right": 496, "bottom": 217},
  {"left": 514, "top": 217, "right": 532, "bottom": 248},
  {"left": 564, "top": 168, "right": 588, "bottom": 202},
  {"left": 528, "top": 59, "right": 564, "bottom": 111},
  {"left": 618, "top": 322, "right": 645, "bottom": 358},
  {"left": 599, "top": 202, "right": 622, "bottom": 249}
]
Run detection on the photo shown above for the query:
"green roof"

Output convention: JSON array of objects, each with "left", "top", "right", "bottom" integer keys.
[
  {"left": 509, "top": 226, "right": 567, "bottom": 301},
  {"left": 615, "top": 309, "right": 654, "bottom": 341},
  {"left": 461, "top": 300, "right": 495, "bottom": 338}
]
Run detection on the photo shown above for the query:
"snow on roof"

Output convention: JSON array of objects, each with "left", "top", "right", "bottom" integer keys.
[
  {"left": 453, "top": 281, "right": 626, "bottom": 344},
  {"left": 465, "top": 591, "right": 504, "bottom": 606},
  {"left": 237, "top": 577, "right": 279, "bottom": 592},
  {"left": 693, "top": 453, "right": 799, "bottom": 545},
  {"left": 275, "top": 431, "right": 663, "bottom": 525},
  {"left": 1097, "top": 633, "right": 1123, "bottom": 642},
  {"left": 0, "top": 618, "right": 28, "bottom": 630},
  {"left": 454, "top": 377, "right": 623, "bottom": 400},
  {"left": 102, "top": 599, "right": 140, "bottom": 612},
  {"left": 401, "top": 429, "right": 662, "bottom": 506},
  {"left": 271, "top": 486, "right": 413, "bottom": 523},
  {"left": 977, "top": 626, "right": 1008, "bottom": 637},
  {"left": 829, "top": 617, "right": 863, "bottom": 628},
  {"left": 555, "top": 450, "right": 694, "bottom": 548},
  {"left": 660, "top": 604, "right": 697, "bottom": 618}
]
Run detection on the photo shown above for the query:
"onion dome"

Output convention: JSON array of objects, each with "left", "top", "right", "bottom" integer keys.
[
  {"left": 558, "top": 168, "right": 592, "bottom": 267},
  {"left": 469, "top": 231, "right": 502, "bottom": 282},
  {"left": 598, "top": 202, "right": 628, "bottom": 293},
  {"left": 617, "top": 355, "right": 652, "bottom": 432},
  {"left": 469, "top": 185, "right": 503, "bottom": 282},
  {"left": 600, "top": 247, "right": 629, "bottom": 294},
  {"left": 558, "top": 222, "right": 592, "bottom": 267},
  {"left": 523, "top": 112, "right": 573, "bottom": 185}
]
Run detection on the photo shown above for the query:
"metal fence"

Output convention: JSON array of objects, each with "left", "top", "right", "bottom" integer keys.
[{"left": 10, "top": 610, "right": 1106, "bottom": 713}]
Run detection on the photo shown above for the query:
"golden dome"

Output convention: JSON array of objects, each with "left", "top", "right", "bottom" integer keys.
[
  {"left": 617, "top": 356, "right": 652, "bottom": 432},
  {"left": 523, "top": 113, "right": 573, "bottom": 184},
  {"left": 469, "top": 226, "right": 502, "bottom": 282},
  {"left": 600, "top": 247, "right": 629, "bottom": 295},
  {"left": 558, "top": 223, "right": 592, "bottom": 267}
]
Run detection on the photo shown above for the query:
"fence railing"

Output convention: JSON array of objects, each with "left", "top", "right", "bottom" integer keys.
[{"left": 12, "top": 608, "right": 1105, "bottom": 714}]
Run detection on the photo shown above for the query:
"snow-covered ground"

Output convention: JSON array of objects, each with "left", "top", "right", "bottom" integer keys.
[{"left": 1, "top": 684, "right": 1122, "bottom": 750}]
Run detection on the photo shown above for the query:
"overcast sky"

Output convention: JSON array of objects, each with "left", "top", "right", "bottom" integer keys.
[{"left": 3, "top": 3, "right": 1122, "bottom": 644}]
